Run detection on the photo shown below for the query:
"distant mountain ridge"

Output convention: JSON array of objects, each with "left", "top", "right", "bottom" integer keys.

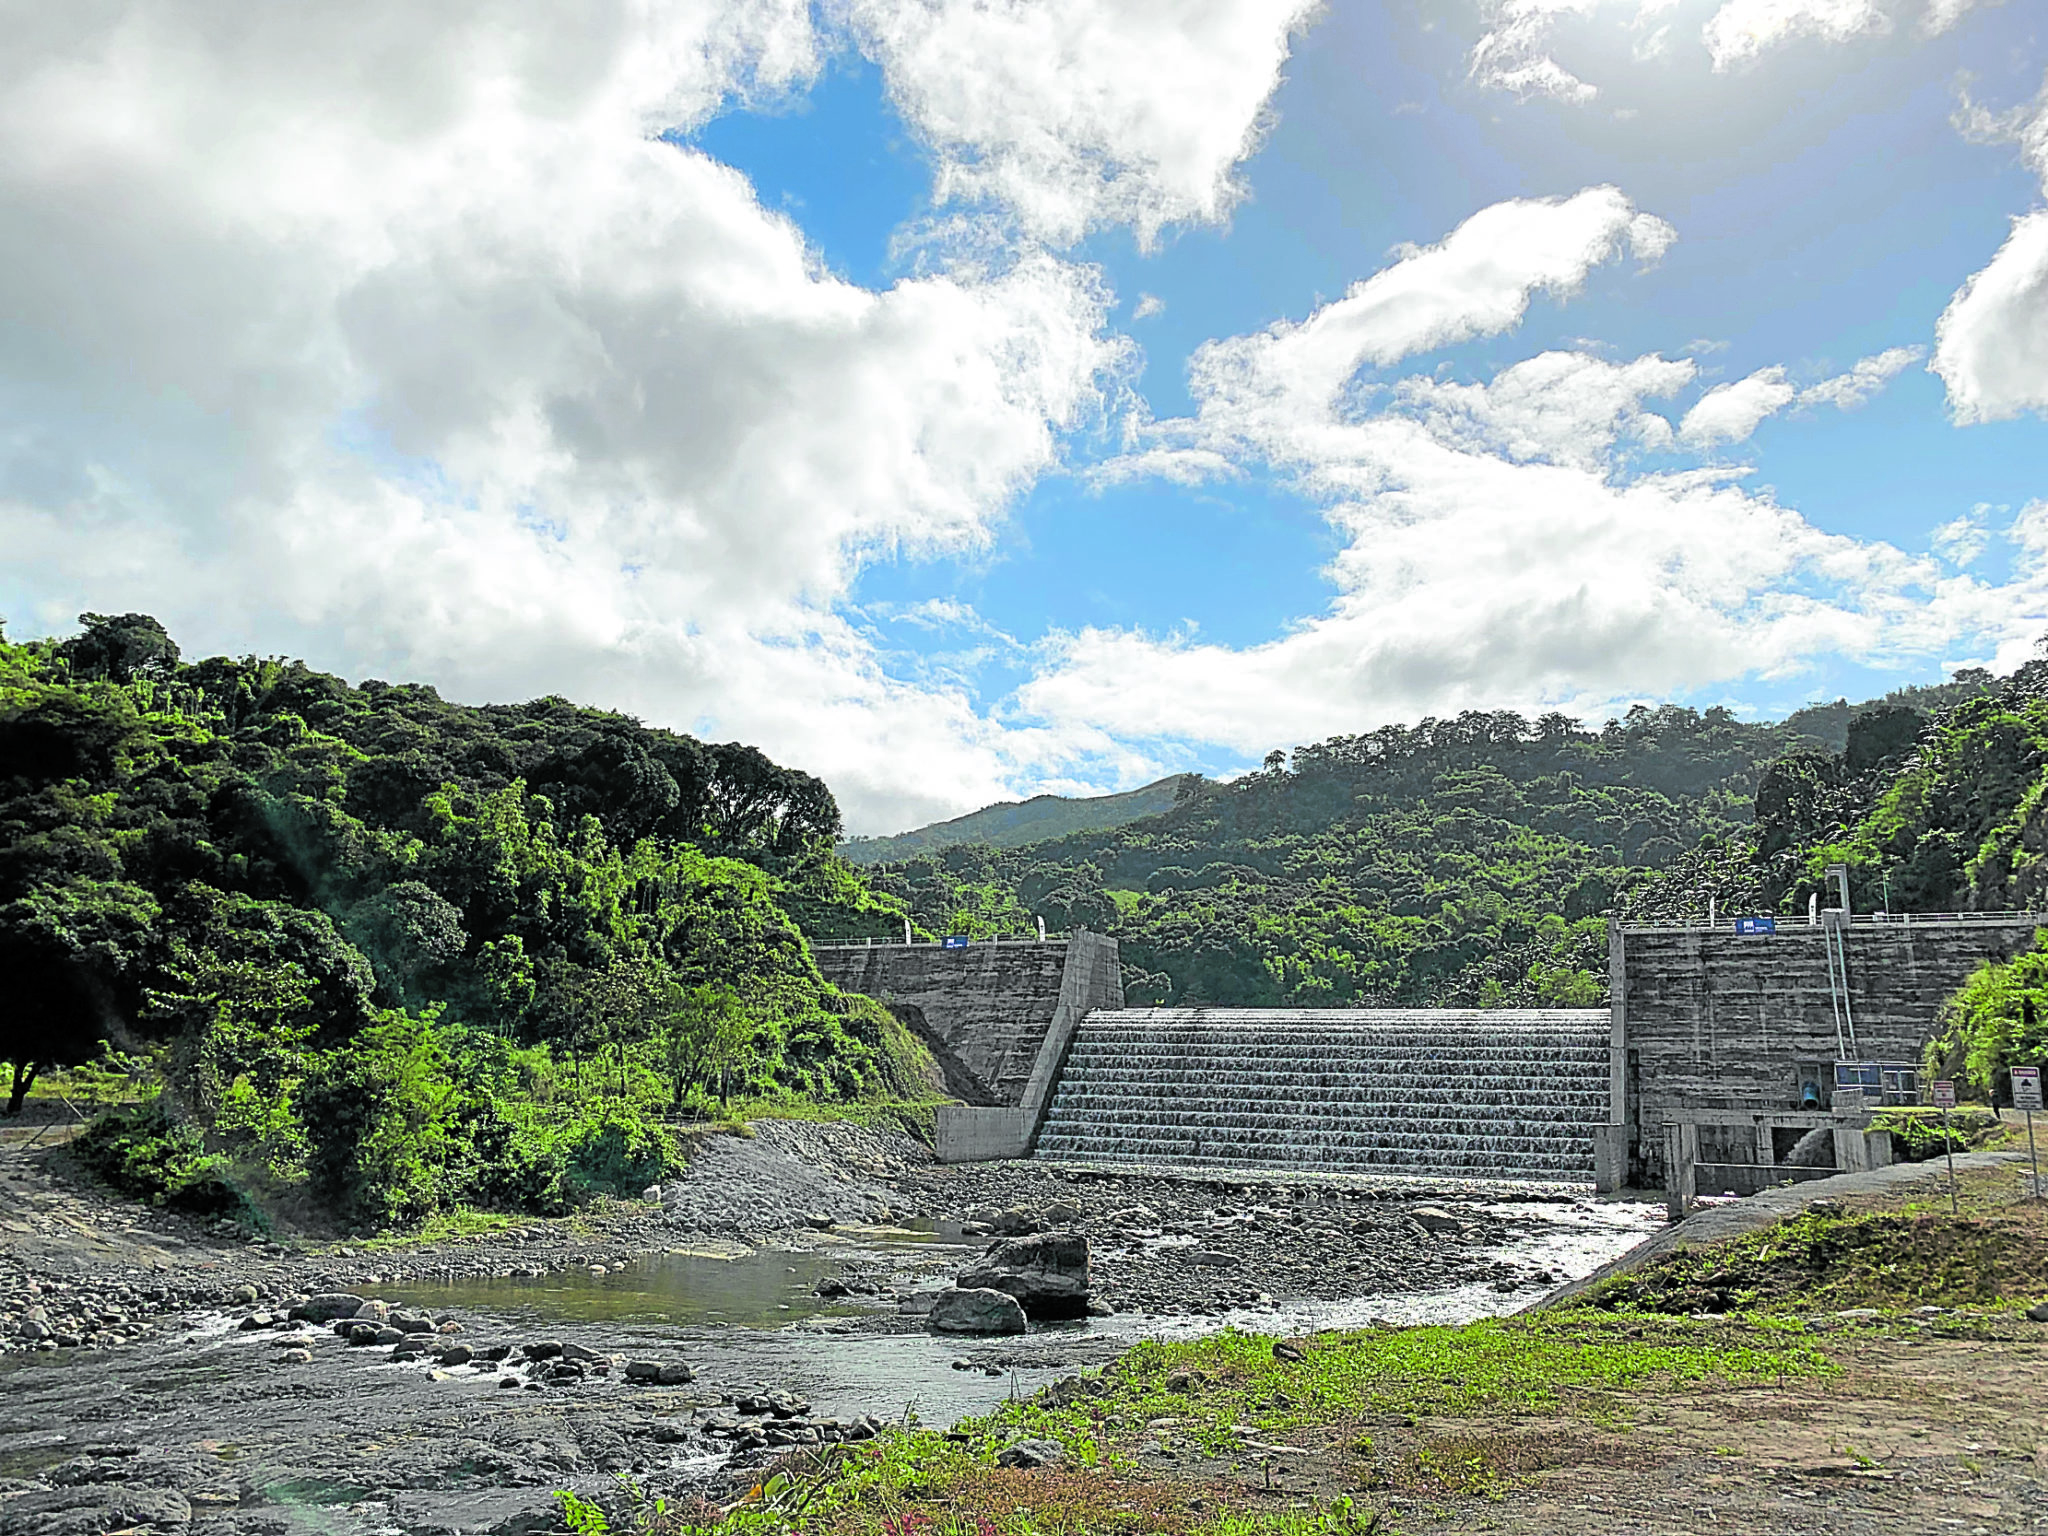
[{"left": 841, "top": 775, "right": 1197, "bottom": 866}]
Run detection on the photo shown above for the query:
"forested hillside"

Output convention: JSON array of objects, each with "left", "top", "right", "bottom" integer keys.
[
  {"left": 840, "top": 775, "right": 1195, "bottom": 866},
  {"left": 867, "top": 661, "right": 2041, "bottom": 1011},
  {"left": 0, "top": 614, "right": 926, "bottom": 1229}
]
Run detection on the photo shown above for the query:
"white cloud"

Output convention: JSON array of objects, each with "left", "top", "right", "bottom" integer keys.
[
  {"left": 844, "top": 0, "right": 1323, "bottom": 248},
  {"left": 0, "top": 0, "right": 1216, "bottom": 833},
  {"left": 1132, "top": 293, "right": 1167, "bottom": 320},
  {"left": 1933, "top": 507, "right": 1991, "bottom": 566},
  {"left": 1799, "top": 346, "right": 1924, "bottom": 409},
  {"left": 1935, "top": 77, "right": 2048, "bottom": 423},
  {"left": 1702, "top": 0, "right": 1887, "bottom": 71},
  {"left": 1471, "top": 0, "right": 1973, "bottom": 102},
  {"left": 1468, "top": 0, "right": 1632, "bottom": 103},
  {"left": 1170, "top": 188, "right": 1673, "bottom": 445},
  {"left": 1043, "top": 195, "right": 2046, "bottom": 756},
  {"left": 1392, "top": 351, "right": 1693, "bottom": 468},
  {"left": 1923, "top": 0, "right": 2000, "bottom": 34},
  {"left": 1679, "top": 366, "right": 1798, "bottom": 445}
]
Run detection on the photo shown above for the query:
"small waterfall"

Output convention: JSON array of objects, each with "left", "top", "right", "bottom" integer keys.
[{"left": 1032, "top": 1008, "right": 1610, "bottom": 1180}]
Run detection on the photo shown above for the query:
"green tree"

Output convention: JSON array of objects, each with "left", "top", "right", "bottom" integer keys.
[
  {"left": 655, "top": 981, "right": 757, "bottom": 1108},
  {"left": 0, "top": 880, "right": 159, "bottom": 1114},
  {"left": 343, "top": 881, "right": 468, "bottom": 1007}
]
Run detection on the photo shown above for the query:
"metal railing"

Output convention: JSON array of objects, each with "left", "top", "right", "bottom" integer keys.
[
  {"left": 1620, "top": 911, "right": 2048, "bottom": 936},
  {"left": 807, "top": 935, "right": 1072, "bottom": 950}
]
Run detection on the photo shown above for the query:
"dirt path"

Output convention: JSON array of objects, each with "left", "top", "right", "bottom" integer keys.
[{"left": 1231, "top": 1330, "right": 2048, "bottom": 1533}]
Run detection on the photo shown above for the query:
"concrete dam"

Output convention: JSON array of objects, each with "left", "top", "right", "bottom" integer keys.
[
  {"left": 816, "top": 911, "right": 2048, "bottom": 1188},
  {"left": 812, "top": 935, "right": 1606, "bottom": 1178}
]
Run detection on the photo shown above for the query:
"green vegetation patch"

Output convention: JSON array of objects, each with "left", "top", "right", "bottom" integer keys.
[
  {"left": 70, "top": 1100, "right": 262, "bottom": 1224},
  {"left": 1581, "top": 1207, "right": 2048, "bottom": 1315},
  {"left": 614, "top": 1317, "right": 1832, "bottom": 1536}
]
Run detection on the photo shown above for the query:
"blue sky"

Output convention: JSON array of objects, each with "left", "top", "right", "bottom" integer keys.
[{"left": 3, "top": 0, "right": 2047, "bottom": 828}]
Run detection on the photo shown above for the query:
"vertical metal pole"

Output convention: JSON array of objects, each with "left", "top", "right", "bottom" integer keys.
[
  {"left": 2030, "top": 1110, "right": 2041, "bottom": 1203},
  {"left": 1943, "top": 1107, "right": 1958, "bottom": 1216}
]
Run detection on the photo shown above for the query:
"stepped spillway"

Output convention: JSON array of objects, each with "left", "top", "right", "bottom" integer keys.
[{"left": 1033, "top": 1008, "right": 1610, "bottom": 1180}]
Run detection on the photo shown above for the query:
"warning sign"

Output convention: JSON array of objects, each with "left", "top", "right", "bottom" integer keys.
[
  {"left": 2014, "top": 1066, "right": 2043, "bottom": 1113},
  {"left": 1931, "top": 1078, "right": 1958, "bottom": 1110}
]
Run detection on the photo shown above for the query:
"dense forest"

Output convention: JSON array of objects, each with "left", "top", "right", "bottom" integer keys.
[
  {"left": 0, "top": 614, "right": 929, "bottom": 1229},
  {"left": 6, "top": 610, "right": 2043, "bottom": 1229},
  {"left": 863, "top": 665, "right": 2029, "bottom": 1011}
]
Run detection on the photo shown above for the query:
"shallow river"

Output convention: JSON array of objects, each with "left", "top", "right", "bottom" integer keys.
[{"left": 366, "top": 1197, "right": 1665, "bottom": 1428}]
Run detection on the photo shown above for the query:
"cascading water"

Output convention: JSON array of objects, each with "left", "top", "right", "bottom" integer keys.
[{"left": 1033, "top": 1008, "right": 1609, "bottom": 1180}]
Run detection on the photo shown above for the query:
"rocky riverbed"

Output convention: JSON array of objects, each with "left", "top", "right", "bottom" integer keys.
[{"left": 0, "top": 1119, "right": 1662, "bottom": 1535}]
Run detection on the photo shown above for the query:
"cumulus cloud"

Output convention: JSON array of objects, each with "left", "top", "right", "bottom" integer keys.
[
  {"left": 1468, "top": 0, "right": 1634, "bottom": 103},
  {"left": 1679, "top": 366, "right": 1799, "bottom": 445},
  {"left": 1041, "top": 194, "right": 2045, "bottom": 755},
  {"left": 1392, "top": 351, "right": 1693, "bottom": 468},
  {"left": 4, "top": 0, "right": 1275, "bottom": 831},
  {"left": 1168, "top": 188, "right": 1673, "bottom": 447},
  {"left": 845, "top": 0, "right": 1322, "bottom": 248},
  {"left": 1935, "top": 77, "right": 2048, "bottom": 423},
  {"left": 1702, "top": 0, "right": 1888, "bottom": 71}
]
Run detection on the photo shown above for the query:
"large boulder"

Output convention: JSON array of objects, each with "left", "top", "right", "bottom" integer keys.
[
  {"left": 289, "top": 1293, "right": 368, "bottom": 1323},
  {"left": 926, "top": 1287, "right": 1028, "bottom": 1335},
  {"left": 958, "top": 1233, "right": 1091, "bottom": 1320}
]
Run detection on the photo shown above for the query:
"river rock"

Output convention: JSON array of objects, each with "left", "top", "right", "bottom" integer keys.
[
  {"left": 345, "top": 1323, "right": 381, "bottom": 1346},
  {"left": 897, "top": 1288, "right": 944, "bottom": 1317},
  {"left": 1044, "top": 1200, "right": 1082, "bottom": 1225},
  {"left": 524, "top": 1340, "right": 564, "bottom": 1360},
  {"left": 624, "top": 1359, "right": 663, "bottom": 1383},
  {"left": 659, "top": 1362, "right": 695, "bottom": 1384},
  {"left": 1408, "top": 1206, "right": 1465, "bottom": 1235},
  {"left": 279, "top": 1348, "right": 311, "bottom": 1364},
  {"left": 991, "top": 1207, "right": 1046, "bottom": 1237},
  {"left": 997, "top": 1438, "right": 1064, "bottom": 1469},
  {"left": 391, "top": 1311, "right": 436, "bottom": 1333},
  {"left": 560, "top": 1341, "right": 608, "bottom": 1364},
  {"left": 291, "top": 1293, "right": 367, "bottom": 1323},
  {"left": 958, "top": 1233, "right": 1091, "bottom": 1319},
  {"left": 927, "top": 1287, "right": 1028, "bottom": 1335},
  {"left": 438, "top": 1344, "right": 473, "bottom": 1366},
  {"left": 1190, "top": 1250, "right": 1241, "bottom": 1268},
  {"left": 352, "top": 1300, "right": 392, "bottom": 1322}
]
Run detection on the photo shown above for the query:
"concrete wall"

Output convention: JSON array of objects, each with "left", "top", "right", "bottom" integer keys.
[
  {"left": 813, "top": 931, "right": 1124, "bottom": 1162},
  {"left": 1615, "top": 914, "right": 2045, "bottom": 1185}
]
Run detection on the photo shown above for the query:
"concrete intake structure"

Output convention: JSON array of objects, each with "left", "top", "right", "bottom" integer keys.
[{"left": 1612, "top": 911, "right": 2048, "bottom": 1189}]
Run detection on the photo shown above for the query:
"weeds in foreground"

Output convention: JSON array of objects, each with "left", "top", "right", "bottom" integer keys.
[{"left": 552, "top": 1314, "right": 1826, "bottom": 1536}]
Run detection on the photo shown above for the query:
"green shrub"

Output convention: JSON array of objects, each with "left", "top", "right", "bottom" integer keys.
[
  {"left": 563, "top": 1102, "right": 678, "bottom": 1199},
  {"left": 71, "top": 1102, "right": 256, "bottom": 1222},
  {"left": 296, "top": 1012, "right": 459, "bottom": 1231},
  {"left": 458, "top": 1099, "right": 571, "bottom": 1215},
  {"left": 1871, "top": 1105, "right": 2002, "bottom": 1161}
]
